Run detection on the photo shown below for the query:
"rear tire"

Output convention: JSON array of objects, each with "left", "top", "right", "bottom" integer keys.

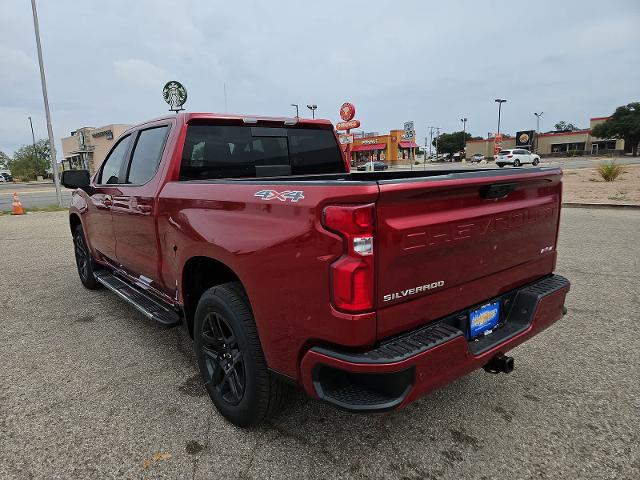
[
  {"left": 513, "top": 159, "right": 521, "bottom": 167},
  {"left": 73, "top": 225, "right": 101, "bottom": 290},
  {"left": 498, "top": 163, "right": 505, "bottom": 168},
  {"left": 194, "top": 282, "right": 290, "bottom": 427},
  {"left": 532, "top": 157, "right": 539, "bottom": 166}
]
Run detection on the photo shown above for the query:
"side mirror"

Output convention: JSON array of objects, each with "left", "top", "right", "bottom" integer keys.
[{"left": 61, "top": 169, "right": 90, "bottom": 189}]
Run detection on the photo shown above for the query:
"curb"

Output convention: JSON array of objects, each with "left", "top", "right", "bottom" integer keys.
[{"left": 562, "top": 202, "right": 640, "bottom": 210}]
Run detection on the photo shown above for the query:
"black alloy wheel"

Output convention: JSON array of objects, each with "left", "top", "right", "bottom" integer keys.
[
  {"left": 200, "top": 311, "right": 245, "bottom": 405},
  {"left": 194, "top": 282, "right": 290, "bottom": 427},
  {"left": 73, "top": 225, "right": 100, "bottom": 290}
]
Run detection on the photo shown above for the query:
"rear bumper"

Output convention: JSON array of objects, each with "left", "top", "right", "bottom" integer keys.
[{"left": 300, "top": 274, "right": 570, "bottom": 412}]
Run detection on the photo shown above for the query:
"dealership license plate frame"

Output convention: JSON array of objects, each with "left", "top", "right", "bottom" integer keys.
[{"left": 469, "top": 301, "right": 501, "bottom": 339}]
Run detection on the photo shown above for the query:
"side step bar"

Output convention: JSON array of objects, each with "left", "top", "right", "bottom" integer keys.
[{"left": 94, "top": 271, "right": 181, "bottom": 327}]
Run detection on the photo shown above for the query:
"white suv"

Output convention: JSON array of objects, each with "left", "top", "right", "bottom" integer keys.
[{"left": 496, "top": 149, "right": 540, "bottom": 167}]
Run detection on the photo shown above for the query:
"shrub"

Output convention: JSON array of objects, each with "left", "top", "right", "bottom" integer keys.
[{"left": 597, "top": 161, "right": 623, "bottom": 181}]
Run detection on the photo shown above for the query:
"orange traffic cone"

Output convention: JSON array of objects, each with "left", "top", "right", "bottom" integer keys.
[{"left": 12, "top": 192, "right": 24, "bottom": 215}]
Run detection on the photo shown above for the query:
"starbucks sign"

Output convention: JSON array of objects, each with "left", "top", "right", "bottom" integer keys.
[{"left": 162, "top": 81, "right": 187, "bottom": 112}]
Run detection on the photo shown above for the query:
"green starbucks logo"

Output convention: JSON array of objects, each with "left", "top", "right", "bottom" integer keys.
[{"left": 162, "top": 81, "right": 187, "bottom": 111}]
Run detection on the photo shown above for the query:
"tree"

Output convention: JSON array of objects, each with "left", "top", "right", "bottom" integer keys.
[
  {"left": 432, "top": 131, "right": 474, "bottom": 155},
  {"left": 0, "top": 151, "right": 10, "bottom": 170},
  {"left": 554, "top": 121, "right": 577, "bottom": 132},
  {"left": 591, "top": 102, "right": 640, "bottom": 156},
  {"left": 7, "top": 139, "right": 51, "bottom": 180}
]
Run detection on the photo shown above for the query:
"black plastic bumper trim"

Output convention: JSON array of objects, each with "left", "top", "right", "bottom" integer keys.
[{"left": 311, "top": 274, "right": 570, "bottom": 365}]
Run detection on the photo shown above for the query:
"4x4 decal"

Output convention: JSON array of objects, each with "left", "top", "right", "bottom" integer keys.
[{"left": 254, "top": 190, "right": 305, "bottom": 203}]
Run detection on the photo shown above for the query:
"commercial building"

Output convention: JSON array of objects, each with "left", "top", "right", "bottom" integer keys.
[
  {"left": 350, "top": 130, "right": 419, "bottom": 164},
  {"left": 61, "top": 124, "right": 130, "bottom": 173},
  {"left": 465, "top": 116, "right": 624, "bottom": 158}
]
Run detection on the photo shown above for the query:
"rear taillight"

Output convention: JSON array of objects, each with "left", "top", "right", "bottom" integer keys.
[
  {"left": 507, "top": 154, "right": 513, "bottom": 158},
  {"left": 322, "top": 204, "right": 375, "bottom": 312}
]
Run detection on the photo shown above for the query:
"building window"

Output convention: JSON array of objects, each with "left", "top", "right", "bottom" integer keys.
[{"left": 551, "top": 142, "right": 585, "bottom": 152}]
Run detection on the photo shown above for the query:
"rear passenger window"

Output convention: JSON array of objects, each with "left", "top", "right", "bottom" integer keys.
[
  {"left": 179, "top": 125, "right": 343, "bottom": 180},
  {"left": 126, "top": 126, "right": 169, "bottom": 184},
  {"left": 98, "top": 134, "right": 132, "bottom": 184}
]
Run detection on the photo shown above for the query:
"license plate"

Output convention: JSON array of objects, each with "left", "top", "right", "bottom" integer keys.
[{"left": 469, "top": 301, "right": 500, "bottom": 338}]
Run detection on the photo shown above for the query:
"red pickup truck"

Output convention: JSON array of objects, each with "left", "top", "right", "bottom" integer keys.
[{"left": 62, "top": 113, "right": 570, "bottom": 426}]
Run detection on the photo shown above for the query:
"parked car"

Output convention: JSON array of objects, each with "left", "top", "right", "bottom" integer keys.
[
  {"left": 62, "top": 112, "right": 569, "bottom": 427},
  {"left": 470, "top": 153, "right": 485, "bottom": 163},
  {"left": 0, "top": 172, "right": 13, "bottom": 182},
  {"left": 356, "top": 161, "right": 388, "bottom": 171},
  {"left": 496, "top": 149, "right": 540, "bottom": 167}
]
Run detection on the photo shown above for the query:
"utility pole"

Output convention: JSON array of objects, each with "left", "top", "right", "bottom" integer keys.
[
  {"left": 460, "top": 117, "right": 467, "bottom": 158},
  {"left": 30, "top": 0, "right": 62, "bottom": 206},
  {"left": 435, "top": 127, "right": 441, "bottom": 159},
  {"left": 28, "top": 116, "right": 38, "bottom": 165},
  {"left": 290, "top": 103, "right": 299, "bottom": 118},
  {"left": 534, "top": 112, "right": 544, "bottom": 153},
  {"left": 428, "top": 127, "right": 435, "bottom": 159},
  {"left": 494, "top": 99, "right": 507, "bottom": 135}
]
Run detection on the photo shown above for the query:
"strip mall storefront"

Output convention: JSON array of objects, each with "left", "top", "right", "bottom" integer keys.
[
  {"left": 350, "top": 130, "right": 418, "bottom": 164},
  {"left": 465, "top": 116, "right": 625, "bottom": 159}
]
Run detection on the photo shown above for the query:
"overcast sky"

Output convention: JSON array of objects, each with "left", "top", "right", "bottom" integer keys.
[{"left": 2, "top": 0, "right": 639, "bottom": 157}]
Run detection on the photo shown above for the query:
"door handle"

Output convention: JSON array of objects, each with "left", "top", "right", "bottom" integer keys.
[{"left": 135, "top": 204, "right": 152, "bottom": 213}]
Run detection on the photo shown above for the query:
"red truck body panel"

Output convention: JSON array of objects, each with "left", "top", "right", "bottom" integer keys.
[{"left": 69, "top": 112, "right": 569, "bottom": 412}]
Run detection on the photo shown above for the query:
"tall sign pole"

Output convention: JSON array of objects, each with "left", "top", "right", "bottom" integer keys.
[{"left": 30, "top": 0, "right": 62, "bottom": 207}]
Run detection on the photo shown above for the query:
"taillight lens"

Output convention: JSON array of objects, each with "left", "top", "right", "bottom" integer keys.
[
  {"left": 507, "top": 154, "right": 513, "bottom": 158},
  {"left": 322, "top": 204, "right": 375, "bottom": 312}
]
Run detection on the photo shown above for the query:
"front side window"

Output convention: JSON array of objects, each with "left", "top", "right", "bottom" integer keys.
[
  {"left": 126, "top": 126, "right": 169, "bottom": 184},
  {"left": 180, "top": 125, "right": 343, "bottom": 180},
  {"left": 98, "top": 134, "right": 132, "bottom": 184}
]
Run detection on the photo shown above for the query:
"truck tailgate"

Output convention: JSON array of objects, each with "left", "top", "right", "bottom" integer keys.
[{"left": 375, "top": 168, "right": 562, "bottom": 339}]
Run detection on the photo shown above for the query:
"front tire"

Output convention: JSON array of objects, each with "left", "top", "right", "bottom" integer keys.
[
  {"left": 532, "top": 157, "right": 539, "bottom": 166},
  {"left": 73, "top": 225, "right": 101, "bottom": 290},
  {"left": 194, "top": 282, "right": 290, "bottom": 427}
]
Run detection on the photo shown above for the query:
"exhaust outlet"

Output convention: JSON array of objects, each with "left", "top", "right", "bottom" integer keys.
[{"left": 483, "top": 355, "right": 514, "bottom": 374}]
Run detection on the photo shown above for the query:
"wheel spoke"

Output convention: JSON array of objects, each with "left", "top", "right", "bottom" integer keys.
[
  {"left": 199, "top": 311, "right": 245, "bottom": 405},
  {"left": 201, "top": 330, "right": 222, "bottom": 349}
]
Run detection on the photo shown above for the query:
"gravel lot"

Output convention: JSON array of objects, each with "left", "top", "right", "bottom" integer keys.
[{"left": 1, "top": 209, "right": 638, "bottom": 479}]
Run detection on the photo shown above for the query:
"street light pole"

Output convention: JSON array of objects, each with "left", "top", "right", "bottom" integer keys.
[
  {"left": 30, "top": 0, "right": 62, "bottom": 206},
  {"left": 460, "top": 117, "right": 467, "bottom": 158},
  {"left": 291, "top": 103, "right": 299, "bottom": 118},
  {"left": 534, "top": 112, "right": 544, "bottom": 153},
  {"left": 306, "top": 104, "right": 317, "bottom": 119},
  {"left": 494, "top": 99, "right": 507, "bottom": 135},
  {"left": 28, "top": 116, "right": 38, "bottom": 165}
]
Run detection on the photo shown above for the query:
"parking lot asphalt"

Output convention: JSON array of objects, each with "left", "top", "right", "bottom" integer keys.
[{"left": 1, "top": 209, "right": 638, "bottom": 479}]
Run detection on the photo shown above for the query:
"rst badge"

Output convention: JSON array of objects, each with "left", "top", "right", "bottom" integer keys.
[{"left": 254, "top": 190, "right": 305, "bottom": 203}]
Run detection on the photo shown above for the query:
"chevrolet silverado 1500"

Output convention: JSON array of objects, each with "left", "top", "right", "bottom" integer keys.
[{"left": 62, "top": 113, "right": 570, "bottom": 426}]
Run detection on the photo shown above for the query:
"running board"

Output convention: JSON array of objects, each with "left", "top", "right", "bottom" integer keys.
[{"left": 94, "top": 271, "right": 181, "bottom": 327}]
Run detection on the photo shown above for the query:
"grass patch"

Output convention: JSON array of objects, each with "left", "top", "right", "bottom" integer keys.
[
  {"left": 597, "top": 161, "right": 624, "bottom": 182},
  {"left": 608, "top": 191, "right": 628, "bottom": 201},
  {"left": 0, "top": 203, "right": 67, "bottom": 216}
]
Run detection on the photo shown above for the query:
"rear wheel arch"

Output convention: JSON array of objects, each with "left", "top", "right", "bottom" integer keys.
[
  {"left": 69, "top": 213, "right": 82, "bottom": 235},
  {"left": 181, "top": 256, "right": 246, "bottom": 338}
]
